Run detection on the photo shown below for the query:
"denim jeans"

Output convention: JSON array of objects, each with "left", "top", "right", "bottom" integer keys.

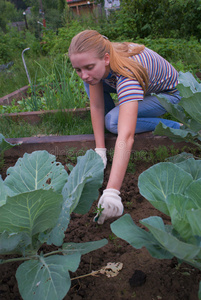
[{"left": 84, "top": 81, "right": 181, "bottom": 134}]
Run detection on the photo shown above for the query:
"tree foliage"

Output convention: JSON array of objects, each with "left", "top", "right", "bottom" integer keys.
[
  {"left": 0, "top": 1, "right": 22, "bottom": 32},
  {"left": 114, "top": 0, "right": 201, "bottom": 40}
]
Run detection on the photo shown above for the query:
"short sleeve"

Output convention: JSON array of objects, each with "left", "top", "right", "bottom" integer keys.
[{"left": 117, "top": 76, "right": 144, "bottom": 105}]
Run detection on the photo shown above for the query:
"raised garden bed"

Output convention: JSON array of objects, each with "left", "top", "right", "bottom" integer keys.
[
  {"left": 0, "top": 85, "right": 90, "bottom": 125},
  {"left": 0, "top": 85, "right": 29, "bottom": 106},
  {"left": 0, "top": 86, "right": 189, "bottom": 158},
  {"left": 4, "top": 132, "right": 189, "bottom": 158}
]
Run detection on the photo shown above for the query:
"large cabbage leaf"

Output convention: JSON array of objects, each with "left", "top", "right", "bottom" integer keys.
[
  {"left": 177, "top": 71, "right": 201, "bottom": 95},
  {"left": 138, "top": 162, "right": 193, "bottom": 215},
  {"left": 0, "top": 133, "right": 19, "bottom": 153},
  {"left": 0, "top": 149, "right": 107, "bottom": 300},
  {"left": 154, "top": 72, "right": 201, "bottom": 147},
  {"left": 16, "top": 239, "right": 107, "bottom": 300},
  {"left": 111, "top": 157, "right": 201, "bottom": 299},
  {"left": 47, "top": 149, "right": 104, "bottom": 246},
  {"left": 16, "top": 253, "right": 81, "bottom": 300},
  {"left": 0, "top": 231, "right": 31, "bottom": 255},
  {"left": 0, "top": 176, "right": 7, "bottom": 207},
  {"left": 111, "top": 214, "right": 173, "bottom": 259},
  {"left": 4, "top": 150, "right": 68, "bottom": 196},
  {"left": 111, "top": 213, "right": 201, "bottom": 269},
  {"left": 0, "top": 189, "right": 63, "bottom": 251}
]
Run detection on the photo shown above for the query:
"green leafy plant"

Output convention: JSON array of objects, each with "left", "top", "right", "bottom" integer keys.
[
  {"left": 154, "top": 71, "right": 201, "bottom": 149},
  {"left": 0, "top": 149, "right": 107, "bottom": 300},
  {"left": 35, "top": 58, "right": 89, "bottom": 111},
  {"left": 111, "top": 153, "right": 201, "bottom": 299},
  {"left": 94, "top": 204, "right": 104, "bottom": 222}
]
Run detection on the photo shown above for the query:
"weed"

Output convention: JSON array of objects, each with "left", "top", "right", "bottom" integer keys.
[
  {"left": 125, "top": 201, "right": 134, "bottom": 210},
  {"left": 127, "top": 161, "right": 136, "bottom": 173},
  {"left": 108, "top": 233, "right": 117, "bottom": 242},
  {"left": 127, "top": 146, "right": 181, "bottom": 169},
  {"left": 108, "top": 234, "right": 122, "bottom": 250},
  {"left": 65, "top": 148, "right": 87, "bottom": 165}
]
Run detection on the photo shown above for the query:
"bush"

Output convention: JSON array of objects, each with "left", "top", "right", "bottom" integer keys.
[
  {"left": 40, "top": 20, "right": 84, "bottom": 56},
  {"left": 108, "top": 0, "right": 201, "bottom": 40},
  {"left": 0, "top": 28, "right": 41, "bottom": 64}
]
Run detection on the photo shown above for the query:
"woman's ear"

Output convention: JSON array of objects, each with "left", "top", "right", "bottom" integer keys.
[{"left": 104, "top": 53, "right": 110, "bottom": 66}]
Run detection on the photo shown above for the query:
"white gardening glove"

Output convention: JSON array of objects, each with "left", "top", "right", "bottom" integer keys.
[
  {"left": 94, "top": 188, "right": 124, "bottom": 224},
  {"left": 95, "top": 148, "right": 107, "bottom": 169}
]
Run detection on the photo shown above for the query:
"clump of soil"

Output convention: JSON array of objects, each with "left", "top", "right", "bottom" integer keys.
[{"left": 0, "top": 153, "right": 201, "bottom": 300}]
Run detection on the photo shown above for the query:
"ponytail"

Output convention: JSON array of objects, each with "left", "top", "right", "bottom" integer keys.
[{"left": 69, "top": 30, "right": 149, "bottom": 93}]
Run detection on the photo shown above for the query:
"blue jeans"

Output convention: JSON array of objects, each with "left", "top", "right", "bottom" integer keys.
[{"left": 84, "top": 81, "right": 181, "bottom": 134}]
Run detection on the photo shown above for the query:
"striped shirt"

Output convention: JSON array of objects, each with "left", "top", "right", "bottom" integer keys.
[{"left": 103, "top": 47, "right": 178, "bottom": 105}]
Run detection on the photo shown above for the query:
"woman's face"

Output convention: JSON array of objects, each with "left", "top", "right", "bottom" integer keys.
[{"left": 70, "top": 51, "right": 110, "bottom": 85}]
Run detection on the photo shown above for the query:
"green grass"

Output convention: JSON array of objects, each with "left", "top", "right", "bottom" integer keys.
[{"left": 0, "top": 112, "right": 93, "bottom": 138}]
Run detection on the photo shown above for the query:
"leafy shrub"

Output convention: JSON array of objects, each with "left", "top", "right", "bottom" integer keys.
[
  {"left": 114, "top": 0, "right": 201, "bottom": 40},
  {"left": 0, "top": 28, "right": 41, "bottom": 64},
  {"left": 111, "top": 153, "right": 201, "bottom": 299},
  {"left": 0, "top": 0, "right": 22, "bottom": 33},
  {"left": 0, "top": 149, "right": 107, "bottom": 300},
  {"left": 40, "top": 21, "right": 84, "bottom": 56},
  {"left": 133, "top": 37, "right": 201, "bottom": 71}
]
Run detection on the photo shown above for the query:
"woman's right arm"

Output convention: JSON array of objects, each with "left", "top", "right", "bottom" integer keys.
[{"left": 89, "top": 82, "right": 106, "bottom": 148}]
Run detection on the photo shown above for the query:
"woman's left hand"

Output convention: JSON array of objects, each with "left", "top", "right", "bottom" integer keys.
[{"left": 94, "top": 188, "right": 124, "bottom": 224}]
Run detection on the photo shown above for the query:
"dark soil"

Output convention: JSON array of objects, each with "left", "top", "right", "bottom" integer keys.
[{"left": 0, "top": 151, "right": 201, "bottom": 300}]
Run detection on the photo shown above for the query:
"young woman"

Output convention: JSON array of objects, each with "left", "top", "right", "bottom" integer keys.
[{"left": 68, "top": 30, "right": 181, "bottom": 224}]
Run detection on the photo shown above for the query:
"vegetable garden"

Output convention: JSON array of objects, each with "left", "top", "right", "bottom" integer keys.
[
  {"left": 0, "top": 73, "right": 201, "bottom": 299},
  {"left": 1, "top": 0, "right": 201, "bottom": 299}
]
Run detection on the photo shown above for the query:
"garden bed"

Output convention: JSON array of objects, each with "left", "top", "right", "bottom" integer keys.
[
  {"left": 0, "top": 85, "right": 29, "bottom": 106},
  {"left": 0, "top": 85, "right": 90, "bottom": 125},
  {"left": 4, "top": 132, "right": 189, "bottom": 158},
  {"left": 0, "top": 107, "right": 90, "bottom": 124},
  {"left": 0, "top": 146, "right": 201, "bottom": 300}
]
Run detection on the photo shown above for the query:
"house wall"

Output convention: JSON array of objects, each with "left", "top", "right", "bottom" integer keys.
[{"left": 66, "top": 0, "right": 95, "bottom": 15}]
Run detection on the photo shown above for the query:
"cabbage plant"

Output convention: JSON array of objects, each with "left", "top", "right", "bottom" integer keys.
[
  {"left": 0, "top": 149, "right": 107, "bottom": 300},
  {"left": 111, "top": 154, "right": 201, "bottom": 299},
  {"left": 154, "top": 71, "right": 201, "bottom": 149}
]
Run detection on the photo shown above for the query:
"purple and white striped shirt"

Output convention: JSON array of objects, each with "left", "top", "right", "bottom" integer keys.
[{"left": 103, "top": 47, "right": 178, "bottom": 105}]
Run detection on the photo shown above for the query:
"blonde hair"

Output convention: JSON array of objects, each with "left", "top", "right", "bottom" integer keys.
[{"left": 68, "top": 30, "right": 149, "bottom": 92}]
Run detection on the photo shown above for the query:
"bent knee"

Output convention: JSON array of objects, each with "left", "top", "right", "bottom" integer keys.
[{"left": 105, "top": 111, "right": 118, "bottom": 134}]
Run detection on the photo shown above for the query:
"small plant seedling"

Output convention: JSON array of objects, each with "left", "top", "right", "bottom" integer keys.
[
  {"left": 108, "top": 234, "right": 122, "bottom": 250},
  {"left": 108, "top": 233, "right": 118, "bottom": 241},
  {"left": 127, "top": 161, "right": 136, "bottom": 173},
  {"left": 125, "top": 201, "right": 134, "bottom": 210},
  {"left": 94, "top": 204, "right": 104, "bottom": 222}
]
